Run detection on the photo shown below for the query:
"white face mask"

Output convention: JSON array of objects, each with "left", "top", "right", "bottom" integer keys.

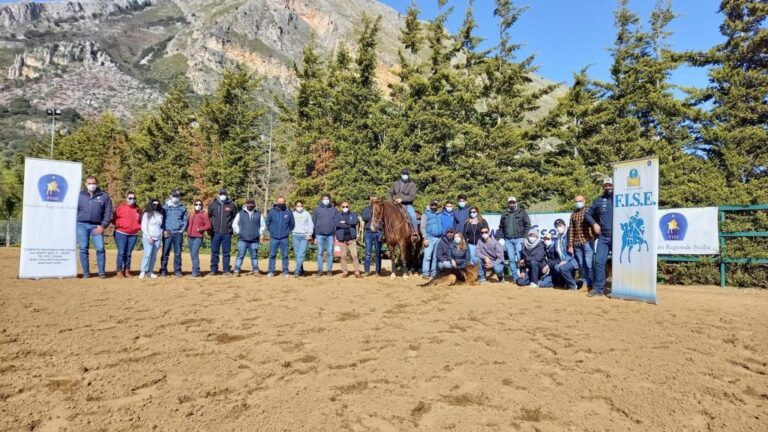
[
  {"left": 543, "top": 240, "right": 553, "bottom": 247},
  {"left": 528, "top": 236, "right": 537, "bottom": 242},
  {"left": 127, "top": 198, "right": 136, "bottom": 205},
  {"left": 470, "top": 211, "right": 478, "bottom": 218},
  {"left": 219, "top": 195, "right": 227, "bottom": 202},
  {"left": 401, "top": 174, "right": 409, "bottom": 181},
  {"left": 557, "top": 226, "right": 566, "bottom": 234},
  {"left": 322, "top": 199, "right": 330, "bottom": 206},
  {"left": 171, "top": 197, "right": 180, "bottom": 205},
  {"left": 453, "top": 236, "right": 462, "bottom": 244},
  {"left": 342, "top": 208, "right": 349, "bottom": 213},
  {"left": 445, "top": 206, "right": 453, "bottom": 213},
  {"left": 296, "top": 207, "right": 304, "bottom": 213},
  {"left": 458, "top": 201, "right": 466, "bottom": 208},
  {"left": 576, "top": 201, "right": 585, "bottom": 209},
  {"left": 86, "top": 184, "right": 97, "bottom": 192},
  {"left": 194, "top": 204, "right": 202, "bottom": 211},
  {"left": 481, "top": 233, "right": 490, "bottom": 240}
]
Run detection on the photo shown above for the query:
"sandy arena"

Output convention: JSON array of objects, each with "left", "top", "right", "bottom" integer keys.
[{"left": 1, "top": 248, "right": 767, "bottom": 431}]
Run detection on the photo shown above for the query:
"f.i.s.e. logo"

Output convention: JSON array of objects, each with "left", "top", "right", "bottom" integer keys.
[
  {"left": 627, "top": 168, "right": 641, "bottom": 187},
  {"left": 659, "top": 212, "right": 688, "bottom": 241},
  {"left": 37, "top": 174, "right": 69, "bottom": 203}
]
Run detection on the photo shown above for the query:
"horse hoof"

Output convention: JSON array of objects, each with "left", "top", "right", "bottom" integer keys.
[
  {"left": 403, "top": 274, "right": 409, "bottom": 281},
  {"left": 390, "top": 273, "right": 396, "bottom": 280}
]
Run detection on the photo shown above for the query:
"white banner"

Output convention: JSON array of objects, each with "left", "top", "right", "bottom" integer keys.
[
  {"left": 19, "top": 158, "right": 82, "bottom": 279},
  {"left": 612, "top": 158, "right": 659, "bottom": 304},
  {"left": 657, "top": 207, "right": 719, "bottom": 255},
  {"left": 484, "top": 212, "right": 570, "bottom": 240}
]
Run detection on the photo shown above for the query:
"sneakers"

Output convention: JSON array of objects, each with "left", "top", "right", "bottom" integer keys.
[
  {"left": 282, "top": 273, "right": 290, "bottom": 278},
  {"left": 528, "top": 283, "right": 538, "bottom": 288},
  {"left": 587, "top": 289, "right": 603, "bottom": 297},
  {"left": 139, "top": 272, "right": 146, "bottom": 279},
  {"left": 266, "top": 273, "right": 275, "bottom": 277},
  {"left": 478, "top": 279, "right": 487, "bottom": 284},
  {"left": 98, "top": 274, "right": 106, "bottom": 279},
  {"left": 174, "top": 272, "right": 183, "bottom": 278},
  {"left": 234, "top": 270, "right": 241, "bottom": 277}
]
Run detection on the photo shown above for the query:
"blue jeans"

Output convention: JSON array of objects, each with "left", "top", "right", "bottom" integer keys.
[
  {"left": 76, "top": 222, "right": 105, "bottom": 276},
  {"left": 140, "top": 237, "right": 160, "bottom": 273},
  {"left": 269, "top": 238, "right": 289, "bottom": 274},
  {"left": 555, "top": 259, "right": 579, "bottom": 289},
  {"left": 468, "top": 244, "right": 479, "bottom": 265},
  {"left": 292, "top": 235, "right": 309, "bottom": 275},
  {"left": 573, "top": 242, "right": 594, "bottom": 288},
  {"left": 114, "top": 232, "right": 138, "bottom": 272},
  {"left": 161, "top": 232, "right": 184, "bottom": 274},
  {"left": 189, "top": 237, "right": 203, "bottom": 275},
  {"left": 421, "top": 235, "right": 440, "bottom": 277},
  {"left": 504, "top": 238, "right": 523, "bottom": 278},
  {"left": 593, "top": 237, "right": 612, "bottom": 294},
  {"left": 364, "top": 231, "right": 382, "bottom": 273},
  {"left": 235, "top": 240, "right": 259, "bottom": 273},
  {"left": 404, "top": 204, "right": 418, "bottom": 230},
  {"left": 479, "top": 262, "right": 505, "bottom": 281},
  {"left": 211, "top": 233, "right": 232, "bottom": 273},
  {"left": 316, "top": 234, "right": 335, "bottom": 273}
]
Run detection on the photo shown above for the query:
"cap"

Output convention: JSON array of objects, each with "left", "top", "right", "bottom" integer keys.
[
  {"left": 401, "top": 168, "right": 410, "bottom": 175},
  {"left": 430, "top": 199, "right": 439, "bottom": 205},
  {"left": 542, "top": 232, "right": 553, "bottom": 240},
  {"left": 445, "top": 228, "right": 456, "bottom": 234},
  {"left": 507, "top": 196, "right": 517, "bottom": 202},
  {"left": 245, "top": 198, "right": 255, "bottom": 205},
  {"left": 218, "top": 188, "right": 228, "bottom": 194},
  {"left": 603, "top": 177, "right": 613, "bottom": 185},
  {"left": 554, "top": 218, "right": 566, "bottom": 227},
  {"left": 171, "top": 189, "right": 181, "bottom": 197}
]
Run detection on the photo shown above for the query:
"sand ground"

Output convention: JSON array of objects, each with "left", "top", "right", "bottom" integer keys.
[{"left": 1, "top": 248, "right": 767, "bottom": 431}]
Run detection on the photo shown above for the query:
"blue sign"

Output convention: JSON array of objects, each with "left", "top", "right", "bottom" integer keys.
[
  {"left": 37, "top": 174, "right": 69, "bottom": 203},
  {"left": 659, "top": 212, "right": 688, "bottom": 241},
  {"left": 619, "top": 211, "right": 650, "bottom": 263}
]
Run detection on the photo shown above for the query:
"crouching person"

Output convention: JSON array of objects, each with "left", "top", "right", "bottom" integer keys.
[
  {"left": 436, "top": 229, "right": 470, "bottom": 270},
  {"left": 552, "top": 218, "right": 580, "bottom": 289},
  {"left": 516, "top": 229, "right": 548, "bottom": 287},
  {"left": 476, "top": 227, "right": 505, "bottom": 283}
]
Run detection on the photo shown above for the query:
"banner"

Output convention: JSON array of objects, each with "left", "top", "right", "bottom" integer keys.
[
  {"left": 612, "top": 157, "right": 659, "bottom": 304},
  {"left": 657, "top": 207, "right": 719, "bottom": 255},
  {"left": 19, "top": 158, "right": 82, "bottom": 279},
  {"left": 483, "top": 213, "right": 570, "bottom": 240}
]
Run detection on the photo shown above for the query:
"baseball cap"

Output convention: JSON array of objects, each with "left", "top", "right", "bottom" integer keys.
[
  {"left": 430, "top": 199, "right": 439, "bottom": 205},
  {"left": 245, "top": 198, "right": 255, "bottom": 205},
  {"left": 554, "top": 218, "right": 566, "bottom": 227},
  {"left": 171, "top": 189, "right": 181, "bottom": 197},
  {"left": 603, "top": 177, "right": 613, "bottom": 185},
  {"left": 542, "top": 232, "right": 553, "bottom": 240},
  {"left": 508, "top": 196, "right": 517, "bottom": 202},
  {"left": 218, "top": 188, "right": 228, "bottom": 194},
  {"left": 402, "top": 168, "right": 410, "bottom": 175}
]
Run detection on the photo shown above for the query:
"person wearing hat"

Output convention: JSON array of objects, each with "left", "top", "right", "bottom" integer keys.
[
  {"left": 388, "top": 168, "right": 418, "bottom": 230},
  {"left": 208, "top": 188, "right": 237, "bottom": 275},
  {"left": 435, "top": 229, "right": 470, "bottom": 270},
  {"left": 585, "top": 178, "right": 614, "bottom": 297},
  {"left": 419, "top": 199, "right": 443, "bottom": 279},
  {"left": 568, "top": 194, "right": 595, "bottom": 289},
  {"left": 517, "top": 228, "right": 547, "bottom": 287},
  {"left": 233, "top": 198, "right": 266, "bottom": 276},
  {"left": 160, "top": 189, "right": 188, "bottom": 277},
  {"left": 499, "top": 196, "right": 531, "bottom": 282},
  {"left": 553, "top": 218, "right": 580, "bottom": 289}
]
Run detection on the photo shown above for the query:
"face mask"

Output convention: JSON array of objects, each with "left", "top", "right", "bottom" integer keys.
[
  {"left": 604, "top": 188, "right": 614, "bottom": 196},
  {"left": 453, "top": 236, "right": 462, "bottom": 244},
  {"left": 458, "top": 201, "right": 466, "bottom": 208},
  {"left": 342, "top": 208, "right": 349, "bottom": 213},
  {"left": 127, "top": 198, "right": 136, "bottom": 205},
  {"left": 246, "top": 205, "right": 255, "bottom": 211},
  {"left": 296, "top": 207, "right": 304, "bottom": 213},
  {"left": 171, "top": 197, "right": 180, "bottom": 205},
  {"left": 194, "top": 204, "right": 202, "bottom": 211},
  {"left": 430, "top": 206, "right": 438, "bottom": 212},
  {"left": 576, "top": 201, "right": 585, "bottom": 209},
  {"left": 528, "top": 236, "right": 536, "bottom": 242},
  {"left": 401, "top": 175, "right": 409, "bottom": 181},
  {"left": 470, "top": 211, "right": 478, "bottom": 218},
  {"left": 276, "top": 203, "right": 287, "bottom": 211},
  {"left": 508, "top": 204, "right": 517, "bottom": 211},
  {"left": 219, "top": 195, "right": 227, "bottom": 202},
  {"left": 557, "top": 226, "right": 566, "bottom": 234},
  {"left": 86, "top": 184, "right": 97, "bottom": 192},
  {"left": 481, "top": 233, "right": 490, "bottom": 240},
  {"left": 543, "top": 240, "right": 553, "bottom": 247},
  {"left": 445, "top": 207, "right": 453, "bottom": 213},
  {"left": 322, "top": 199, "right": 330, "bottom": 206},
  {"left": 151, "top": 203, "right": 160, "bottom": 210}
]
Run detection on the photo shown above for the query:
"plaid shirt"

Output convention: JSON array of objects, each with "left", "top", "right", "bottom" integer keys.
[{"left": 568, "top": 208, "right": 594, "bottom": 248}]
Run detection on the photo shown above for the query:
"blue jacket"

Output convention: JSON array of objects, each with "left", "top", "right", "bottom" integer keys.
[
  {"left": 544, "top": 242, "right": 559, "bottom": 268},
  {"left": 420, "top": 208, "right": 443, "bottom": 238},
  {"left": 439, "top": 209, "right": 457, "bottom": 235},
  {"left": 312, "top": 204, "right": 338, "bottom": 236},
  {"left": 77, "top": 189, "right": 113, "bottom": 227},
  {"left": 555, "top": 234, "right": 575, "bottom": 263},
  {"left": 435, "top": 236, "right": 471, "bottom": 268},
  {"left": 454, "top": 205, "right": 471, "bottom": 228},
  {"left": 162, "top": 199, "right": 189, "bottom": 233},
  {"left": 585, "top": 192, "right": 613, "bottom": 239},
  {"left": 335, "top": 211, "right": 358, "bottom": 241},
  {"left": 266, "top": 205, "right": 295, "bottom": 240}
]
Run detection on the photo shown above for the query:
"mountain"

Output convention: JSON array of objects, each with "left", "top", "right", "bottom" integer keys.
[{"left": 0, "top": 0, "right": 564, "bottom": 160}]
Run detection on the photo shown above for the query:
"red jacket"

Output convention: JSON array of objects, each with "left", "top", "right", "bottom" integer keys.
[
  {"left": 113, "top": 203, "right": 142, "bottom": 235},
  {"left": 187, "top": 210, "right": 212, "bottom": 238}
]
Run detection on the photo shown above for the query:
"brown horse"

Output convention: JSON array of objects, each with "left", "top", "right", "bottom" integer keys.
[{"left": 370, "top": 201, "right": 421, "bottom": 279}]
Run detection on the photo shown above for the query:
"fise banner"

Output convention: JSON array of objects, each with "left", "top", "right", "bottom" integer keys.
[
  {"left": 611, "top": 158, "right": 659, "bottom": 304},
  {"left": 19, "top": 158, "right": 82, "bottom": 279}
]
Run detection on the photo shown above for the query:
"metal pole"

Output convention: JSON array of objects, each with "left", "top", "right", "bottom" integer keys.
[
  {"left": 263, "top": 116, "right": 273, "bottom": 212},
  {"left": 719, "top": 209, "right": 726, "bottom": 288},
  {"left": 50, "top": 116, "right": 55, "bottom": 159}
]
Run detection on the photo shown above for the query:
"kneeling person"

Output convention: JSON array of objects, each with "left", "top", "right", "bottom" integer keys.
[
  {"left": 436, "top": 229, "right": 470, "bottom": 270},
  {"left": 476, "top": 228, "right": 505, "bottom": 283}
]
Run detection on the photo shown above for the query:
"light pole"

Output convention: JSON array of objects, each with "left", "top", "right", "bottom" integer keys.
[{"left": 46, "top": 108, "right": 61, "bottom": 158}]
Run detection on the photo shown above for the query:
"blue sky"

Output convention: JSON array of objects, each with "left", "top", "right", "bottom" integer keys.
[{"left": 380, "top": 0, "right": 724, "bottom": 88}]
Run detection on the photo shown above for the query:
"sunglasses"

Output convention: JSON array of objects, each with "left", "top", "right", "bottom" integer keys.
[
  {"left": 481, "top": 231, "right": 489, "bottom": 234},
  {"left": 341, "top": 206, "right": 349, "bottom": 209},
  {"left": 127, "top": 196, "right": 136, "bottom": 200}
]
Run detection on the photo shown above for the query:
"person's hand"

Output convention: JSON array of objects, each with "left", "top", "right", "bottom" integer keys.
[
  {"left": 560, "top": 260, "right": 566, "bottom": 266},
  {"left": 163, "top": 230, "right": 170, "bottom": 238},
  {"left": 149, "top": 238, "right": 155, "bottom": 246},
  {"left": 305, "top": 235, "right": 312, "bottom": 241},
  {"left": 543, "top": 265, "right": 550, "bottom": 275},
  {"left": 423, "top": 239, "right": 429, "bottom": 247},
  {"left": 484, "top": 257, "right": 491, "bottom": 267},
  {"left": 593, "top": 224, "right": 601, "bottom": 236},
  {"left": 395, "top": 198, "right": 402, "bottom": 203},
  {"left": 568, "top": 246, "right": 574, "bottom": 255},
  {"left": 519, "top": 259, "right": 525, "bottom": 266},
  {"left": 451, "top": 259, "right": 457, "bottom": 267},
  {"left": 92, "top": 226, "right": 104, "bottom": 235}
]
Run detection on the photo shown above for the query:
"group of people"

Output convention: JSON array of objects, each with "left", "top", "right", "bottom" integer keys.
[{"left": 75, "top": 168, "right": 615, "bottom": 298}]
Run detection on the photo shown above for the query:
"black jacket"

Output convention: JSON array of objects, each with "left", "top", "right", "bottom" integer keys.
[
  {"left": 208, "top": 199, "right": 237, "bottom": 235},
  {"left": 462, "top": 219, "right": 489, "bottom": 245},
  {"left": 499, "top": 207, "right": 531, "bottom": 240},
  {"left": 522, "top": 242, "right": 547, "bottom": 268},
  {"left": 361, "top": 205, "right": 380, "bottom": 233}
]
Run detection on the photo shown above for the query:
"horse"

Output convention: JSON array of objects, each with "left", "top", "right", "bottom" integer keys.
[
  {"left": 370, "top": 201, "right": 422, "bottom": 279},
  {"left": 619, "top": 215, "right": 649, "bottom": 263}
]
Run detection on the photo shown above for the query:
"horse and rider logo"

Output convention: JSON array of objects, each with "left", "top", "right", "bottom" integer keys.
[
  {"left": 37, "top": 174, "right": 69, "bottom": 203},
  {"left": 627, "top": 168, "right": 641, "bottom": 187},
  {"left": 659, "top": 212, "right": 688, "bottom": 241},
  {"left": 619, "top": 211, "right": 649, "bottom": 263}
]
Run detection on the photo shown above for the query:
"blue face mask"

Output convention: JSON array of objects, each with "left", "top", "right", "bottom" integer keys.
[
  {"left": 458, "top": 201, "right": 466, "bottom": 208},
  {"left": 576, "top": 201, "right": 585, "bottom": 209},
  {"left": 470, "top": 211, "right": 478, "bottom": 218}
]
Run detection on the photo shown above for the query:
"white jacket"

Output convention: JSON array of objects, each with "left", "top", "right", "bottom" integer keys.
[
  {"left": 141, "top": 212, "right": 164, "bottom": 240},
  {"left": 292, "top": 209, "right": 314, "bottom": 236}
]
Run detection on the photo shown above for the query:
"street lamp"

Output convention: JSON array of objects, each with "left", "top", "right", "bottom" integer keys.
[{"left": 46, "top": 108, "right": 61, "bottom": 159}]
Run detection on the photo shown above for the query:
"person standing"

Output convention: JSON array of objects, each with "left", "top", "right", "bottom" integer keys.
[
  {"left": 291, "top": 200, "right": 314, "bottom": 277},
  {"left": 476, "top": 227, "right": 505, "bottom": 283},
  {"left": 113, "top": 191, "right": 141, "bottom": 278},
  {"left": 187, "top": 199, "right": 211, "bottom": 277},
  {"left": 585, "top": 178, "right": 614, "bottom": 297},
  {"left": 567, "top": 194, "right": 595, "bottom": 290},
  {"left": 232, "top": 198, "right": 265, "bottom": 276},
  {"left": 360, "top": 194, "right": 382, "bottom": 276},
  {"left": 439, "top": 201, "right": 458, "bottom": 235},
  {"left": 208, "top": 188, "right": 237, "bottom": 276},
  {"left": 499, "top": 196, "right": 531, "bottom": 282},
  {"left": 160, "top": 189, "right": 188, "bottom": 277},
  {"left": 76, "top": 175, "right": 113, "bottom": 279},
  {"left": 419, "top": 199, "right": 443, "bottom": 279},
  {"left": 454, "top": 194, "right": 471, "bottom": 228},
  {"left": 388, "top": 168, "right": 418, "bottom": 230},
  {"left": 312, "top": 194, "right": 337, "bottom": 277},
  {"left": 462, "top": 206, "right": 489, "bottom": 267},
  {"left": 335, "top": 201, "right": 361, "bottom": 278},
  {"left": 266, "top": 196, "right": 295, "bottom": 277},
  {"left": 139, "top": 198, "right": 163, "bottom": 279}
]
